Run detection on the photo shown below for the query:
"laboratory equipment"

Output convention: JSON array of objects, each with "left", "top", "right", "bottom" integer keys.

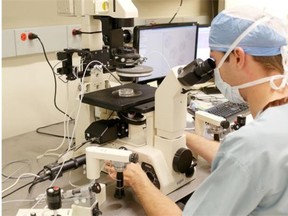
[
  {"left": 133, "top": 22, "right": 198, "bottom": 85},
  {"left": 82, "top": 58, "right": 215, "bottom": 200},
  {"left": 86, "top": 146, "right": 138, "bottom": 194},
  {"left": 56, "top": 0, "right": 152, "bottom": 82},
  {"left": 46, "top": 186, "right": 62, "bottom": 214},
  {"left": 194, "top": 110, "right": 230, "bottom": 142},
  {"left": 205, "top": 101, "right": 249, "bottom": 120},
  {"left": 231, "top": 115, "right": 247, "bottom": 131},
  {"left": 53, "top": 1, "right": 214, "bottom": 214}
]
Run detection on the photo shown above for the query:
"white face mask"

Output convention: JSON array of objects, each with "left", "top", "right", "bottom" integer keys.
[
  {"left": 214, "top": 67, "right": 246, "bottom": 103},
  {"left": 214, "top": 15, "right": 288, "bottom": 104},
  {"left": 215, "top": 69, "right": 288, "bottom": 103}
]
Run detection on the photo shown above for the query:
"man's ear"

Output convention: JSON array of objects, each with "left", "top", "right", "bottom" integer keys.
[{"left": 233, "top": 47, "right": 246, "bottom": 68}]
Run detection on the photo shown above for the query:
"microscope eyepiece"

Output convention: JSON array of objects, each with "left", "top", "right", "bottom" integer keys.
[{"left": 178, "top": 58, "right": 216, "bottom": 86}]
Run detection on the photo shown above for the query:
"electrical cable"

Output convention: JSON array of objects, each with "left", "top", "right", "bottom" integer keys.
[
  {"left": 72, "top": 29, "right": 102, "bottom": 35},
  {"left": 37, "top": 86, "right": 76, "bottom": 161},
  {"left": 169, "top": 0, "right": 184, "bottom": 23},
  {"left": 53, "top": 60, "right": 70, "bottom": 83},
  {"left": 35, "top": 121, "right": 75, "bottom": 140},
  {"left": 144, "top": 50, "right": 172, "bottom": 71},
  {"left": 28, "top": 169, "right": 45, "bottom": 194},
  {"left": 2, "top": 180, "right": 37, "bottom": 199},
  {"left": 2, "top": 160, "right": 32, "bottom": 182},
  {"left": 96, "top": 63, "right": 123, "bottom": 85},
  {"left": 30, "top": 60, "right": 97, "bottom": 210},
  {"left": 211, "top": 0, "right": 215, "bottom": 19},
  {"left": 29, "top": 33, "right": 73, "bottom": 120},
  {"left": 2, "top": 199, "right": 35, "bottom": 204},
  {"left": 2, "top": 173, "right": 40, "bottom": 196}
]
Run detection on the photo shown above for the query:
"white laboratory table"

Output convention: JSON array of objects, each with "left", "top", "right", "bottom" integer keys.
[{"left": 2, "top": 122, "right": 211, "bottom": 216}]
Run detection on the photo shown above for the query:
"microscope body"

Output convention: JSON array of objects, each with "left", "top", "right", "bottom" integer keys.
[{"left": 57, "top": 0, "right": 216, "bottom": 211}]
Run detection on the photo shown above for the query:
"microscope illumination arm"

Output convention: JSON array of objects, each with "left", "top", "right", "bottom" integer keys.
[{"left": 85, "top": 146, "right": 136, "bottom": 180}]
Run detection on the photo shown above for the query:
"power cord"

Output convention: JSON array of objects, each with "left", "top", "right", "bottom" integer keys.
[
  {"left": 2, "top": 180, "right": 38, "bottom": 199},
  {"left": 72, "top": 29, "right": 102, "bottom": 35},
  {"left": 28, "top": 33, "right": 73, "bottom": 120},
  {"left": 35, "top": 121, "right": 75, "bottom": 140},
  {"left": 169, "top": 0, "right": 184, "bottom": 23}
]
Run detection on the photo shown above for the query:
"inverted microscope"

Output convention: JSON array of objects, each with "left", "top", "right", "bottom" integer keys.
[{"left": 21, "top": 1, "right": 219, "bottom": 215}]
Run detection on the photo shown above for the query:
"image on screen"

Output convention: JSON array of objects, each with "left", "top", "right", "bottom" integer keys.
[
  {"left": 133, "top": 22, "right": 198, "bottom": 84},
  {"left": 196, "top": 25, "right": 211, "bottom": 60}
]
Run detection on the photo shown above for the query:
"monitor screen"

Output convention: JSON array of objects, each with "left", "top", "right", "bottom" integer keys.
[
  {"left": 196, "top": 25, "right": 211, "bottom": 60},
  {"left": 133, "top": 22, "right": 198, "bottom": 84}
]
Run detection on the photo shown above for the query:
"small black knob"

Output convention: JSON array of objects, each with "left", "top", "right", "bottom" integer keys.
[
  {"left": 185, "top": 162, "right": 197, "bottom": 178},
  {"left": 237, "top": 115, "right": 246, "bottom": 126},
  {"left": 91, "top": 182, "right": 102, "bottom": 194},
  {"left": 129, "top": 153, "right": 139, "bottom": 163},
  {"left": 220, "top": 120, "right": 230, "bottom": 129}
]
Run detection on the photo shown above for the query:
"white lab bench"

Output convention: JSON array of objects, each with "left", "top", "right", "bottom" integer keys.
[{"left": 2, "top": 122, "right": 211, "bottom": 216}]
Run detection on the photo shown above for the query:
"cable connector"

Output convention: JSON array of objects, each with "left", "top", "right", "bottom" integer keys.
[
  {"left": 72, "top": 29, "right": 82, "bottom": 36},
  {"left": 28, "top": 32, "right": 38, "bottom": 40}
]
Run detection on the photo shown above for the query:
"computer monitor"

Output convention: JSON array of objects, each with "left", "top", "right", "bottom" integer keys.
[
  {"left": 196, "top": 25, "right": 211, "bottom": 60},
  {"left": 133, "top": 22, "right": 198, "bottom": 84}
]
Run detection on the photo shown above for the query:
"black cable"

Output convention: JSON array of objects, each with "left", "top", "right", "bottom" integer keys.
[
  {"left": 28, "top": 169, "right": 46, "bottom": 194},
  {"left": 73, "top": 139, "right": 93, "bottom": 152},
  {"left": 169, "top": 0, "right": 184, "bottom": 23},
  {"left": 2, "top": 180, "right": 37, "bottom": 199},
  {"left": 29, "top": 33, "right": 73, "bottom": 120},
  {"left": 35, "top": 121, "right": 75, "bottom": 140},
  {"left": 72, "top": 29, "right": 102, "bottom": 35},
  {"left": 211, "top": 0, "right": 215, "bottom": 19}
]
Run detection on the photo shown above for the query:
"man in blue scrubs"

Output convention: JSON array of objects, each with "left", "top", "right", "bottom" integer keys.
[{"left": 108, "top": 5, "right": 288, "bottom": 215}]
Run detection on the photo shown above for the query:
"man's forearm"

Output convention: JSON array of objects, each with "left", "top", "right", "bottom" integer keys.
[
  {"left": 132, "top": 178, "right": 182, "bottom": 216},
  {"left": 185, "top": 132, "right": 220, "bottom": 164}
]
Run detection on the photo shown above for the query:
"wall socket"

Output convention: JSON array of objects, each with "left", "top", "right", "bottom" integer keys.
[
  {"left": 67, "top": 24, "right": 82, "bottom": 49},
  {"left": 14, "top": 25, "right": 68, "bottom": 56}
]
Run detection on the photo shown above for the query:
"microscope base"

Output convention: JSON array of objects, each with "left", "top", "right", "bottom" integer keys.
[{"left": 111, "top": 135, "right": 196, "bottom": 196}]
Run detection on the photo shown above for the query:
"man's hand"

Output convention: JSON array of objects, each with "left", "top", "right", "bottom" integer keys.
[
  {"left": 105, "top": 161, "right": 182, "bottom": 215},
  {"left": 105, "top": 161, "right": 149, "bottom": 189}
]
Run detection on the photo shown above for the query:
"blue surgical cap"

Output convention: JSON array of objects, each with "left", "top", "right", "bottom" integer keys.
[{"left": 209, "top": 6, "right": 288, "bottom": 56}]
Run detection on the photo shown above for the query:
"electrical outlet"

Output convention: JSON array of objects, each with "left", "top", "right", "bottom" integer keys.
[
  {"left": 67, "top": 25, "right": 82, "bottom": 49},
  {"left": 14, "top": 25, "right": 68, "bottom": 56}
]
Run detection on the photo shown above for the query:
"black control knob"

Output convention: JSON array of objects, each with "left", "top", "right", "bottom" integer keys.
[
  {"left": 231, "top": 115, "right": 246, "bottom": 131},
  {"left": 91, "top": 182, "right": 102, "bottom": 194},
  {"left": 173, "top": 148, "right": 193, "bottom": 174},
  {"left": 46, "top": 186, "right": 61, "bottom": 210},
  {"left": 220, "top": 120, "right": 230, "bottom": 129},
  {"left": 185, "top": 162, "right": 197, "bottom": 178},
  {"left": 129, "top": 153, "right": 139, "bottom": 163}
]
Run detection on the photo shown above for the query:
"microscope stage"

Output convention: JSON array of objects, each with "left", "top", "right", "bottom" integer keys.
[{"left": 82, "top": 83, "right": 156, "bottom": 112}]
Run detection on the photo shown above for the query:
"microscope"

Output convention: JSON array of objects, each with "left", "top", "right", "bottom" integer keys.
[
  {"left": 82, "top": 58, "right": 216, "bottom": 198},
  {"left": 55, "top": 1, "right": 216, "bottom": 214}
]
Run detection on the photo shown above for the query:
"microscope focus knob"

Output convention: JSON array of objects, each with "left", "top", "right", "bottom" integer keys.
[
  {"left": 173, "top": 148, "right": 193, "bottom": 174},
  {"left": 129, "top": 153, "right": 139, "bottom": 163}
]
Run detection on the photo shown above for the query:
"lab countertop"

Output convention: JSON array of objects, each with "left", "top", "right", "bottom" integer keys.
[{"left": 2, "top": 123, "right": 210, "bottom": 216}]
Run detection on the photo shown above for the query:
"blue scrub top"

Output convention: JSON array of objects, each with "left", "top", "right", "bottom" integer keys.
[{"left": 183, "top": 103, "right": 288, "bottom": 215}]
